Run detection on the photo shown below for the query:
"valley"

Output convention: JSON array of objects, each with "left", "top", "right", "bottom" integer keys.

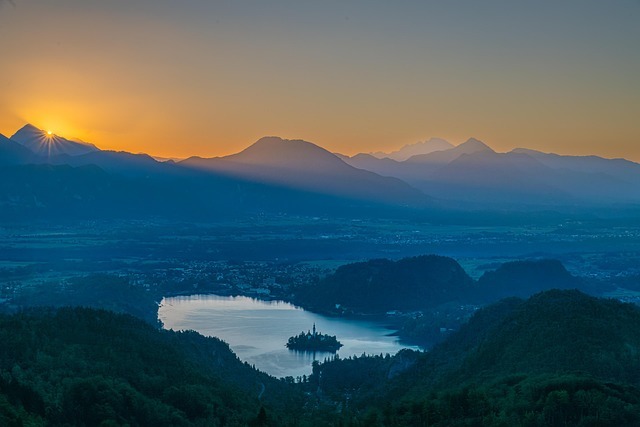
[{"left": 2, "top": 216, "right": 640, "bottom": 344}]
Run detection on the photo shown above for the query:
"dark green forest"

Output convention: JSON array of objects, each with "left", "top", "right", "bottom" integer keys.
[
  {"left": 294, "top": 255, "right": 593, "bottom": 347},
  {"left": 295, "top": 255, "right": 476, "bottom": 313},
  {"left": 310, "top": 290, "right": 640, "bottom": 426},
  {"left": 0, "top": 307, "right": 305, "bottom": 426},
  {"left": 2, "top": 290, "right": 640, "bottom": 426},
  {"left": 295, "top": 256, "right": 587, "bottom": 314}
]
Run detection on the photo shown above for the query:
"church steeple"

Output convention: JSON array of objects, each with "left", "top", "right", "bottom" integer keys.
[{"left": 286, "top": 323, "right": 343, "bottom": 352}]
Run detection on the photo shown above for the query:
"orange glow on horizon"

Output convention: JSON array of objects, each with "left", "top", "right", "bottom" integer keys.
[
  {"left": 0, "top": 2, "right": 638, "bottom": 162},
  {"left": 1, "top": 108, "right": 639, "bottom": 162}
]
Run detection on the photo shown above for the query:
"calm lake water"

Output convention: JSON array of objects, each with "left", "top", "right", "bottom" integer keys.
[{"left": 158, "top": 294, "right": 420, "bottom": 378}]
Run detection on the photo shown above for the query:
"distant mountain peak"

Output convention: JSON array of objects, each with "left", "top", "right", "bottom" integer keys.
[
  {"left": 457, "top": 137, "right": 494, "bottom": 153},
  {"left": 16, "top": 123, "right": 41, "bottom": 133},
  {"left": 0, "top": 131, "right": 36, "bottom": 165},
  {"left": 227, "top": 136, "right": 341, "bottom": 168},
  {"left": 251, "top": 136, "right": 320, "bottom": 149},
  {"left": 10, "top": 123, "right": 99, "bottom": 157},
  {"left": 180, "top": 136, "right": 429, "bottom": 205},
  {"left": 11, "top": 123, "right": 49, "bottom": 142},
  {"left": 252, "top": 135, "right": 287, "bottom": 146},
  {"left": 404, "top": 137, "right": 494, "bottom": 164},
  {"left": 511, "top": 147, "right": 544, "bottom": 155},
  {"left": 372, "top": 137, "right": 454, "bottom": 161},
  {"left": 248, "top": 136, "right": 322, "bottom": 153}
]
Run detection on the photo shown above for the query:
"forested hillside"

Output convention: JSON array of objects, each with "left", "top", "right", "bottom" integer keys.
[
  {"left": 312, "top": 290, "right": 640, "bottom": 426},
  {"left": 0, "top": 307, "right": 303, "bottom": 426},
  {"left": 3, "top": 291, "right": 640, "bottom": 426},
  {"left": 296, "top": 255, "right": 476, "bottom": 313},
  {"left": 296, "top": 256, "right": 587, "bottom": 316},
  {"left": 477, "top": 259, "right": 583, "bottom": 300}
]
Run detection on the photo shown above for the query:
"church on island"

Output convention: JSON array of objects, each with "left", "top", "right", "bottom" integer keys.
[{"left": 286, "top": 323, "right": 343, "bottom": 352}]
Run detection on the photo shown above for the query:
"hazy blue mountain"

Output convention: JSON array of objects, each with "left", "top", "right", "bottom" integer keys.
[
  {"left": 0, "top": 163, "right": 170, "bottom": 220},
  {"left": 4, "top": 124, "right": 181, "bottom": 177},
  {"left": 0, "top": 161, "right": 424, "bottom": 221},
  {"left": 338, "top": 153, "right": 408, "bottom": 178},
  {"left": 512, "top": 147, "right": 640, "bottom": 175},
  {"left": 180, "top": 136, "right": 429, "bottom": 205},
  {"left": 5, "top": 124, "right": 640, "bottom": 215},
  {"left": 46, "top": 150, "right": 168, "bottom": 177},
  {"left": 344, "top": 142, "right": 569, "bottom": 207},
  {"left": 11, "top": 124, "right": 99, "bottom": 157},
  {"left": 341, "top": 139, "right": 509, "bottom": 203},
  {"left": 371, "top": 137, "right": 454, "bottom": 161},
  {"left": 414, "top": 150, "right": 570, "bottom": 206},
  {"left": 512, "top": 148, "right": 640, "bottom": 194},
  {"left": 3, "top": 128, "right": 425, "bottom": 219},
  {"left": 422, "top": 150, "right": 640, "bottom": 206},
  {"left": 343, "top": 138, "right": 640, "bottom": 208},
  {"left": 406, "top": 137, "right": 494, "bottom": 165},
  {"left": 0, "top": 133, "right": 35, "bottom": 165},
  {"left": 340, "top": 150, "right": 555, "bottom": 208}
]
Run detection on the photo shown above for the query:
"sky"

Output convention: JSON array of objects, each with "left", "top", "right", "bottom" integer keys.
[{"left": 0, "top": 0, "right": 638, "bottom": 160}]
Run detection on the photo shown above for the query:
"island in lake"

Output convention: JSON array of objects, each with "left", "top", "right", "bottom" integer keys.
[{"left": 286, "top": 323, "right": 343, "bottom": 352}]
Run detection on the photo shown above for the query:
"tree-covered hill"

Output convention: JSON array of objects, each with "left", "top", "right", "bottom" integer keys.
[
  {"left": 453, "top": 290, "right": 640, "bottom": 383},
  {"left": 313, "top": 290, "right": 640, "bottom": 426},
  {"left": 0, "top": 307, "right": 303, "bottom": 426},
  {"left": 295, "top": 256, "right": 591, "bottom": 317},
  {"left": 296, "top": 255, "right": 476, "bottom": 313},
  {"left": 399, "top": 290, "right": 640, "bottom": 390},
  {"left": 3, "top": 291, "right": 640, "bottom": 426},
  {"left": 477, "top": 259, "right": 583, "bottom": 300}
]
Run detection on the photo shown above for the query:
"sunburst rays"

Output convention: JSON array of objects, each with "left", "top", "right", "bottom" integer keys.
[{"left": 35, "top": 130, "right": 65, "bottom": 157}]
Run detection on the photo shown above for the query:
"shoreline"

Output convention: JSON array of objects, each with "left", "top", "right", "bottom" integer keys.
[{"left": 157, "top": 290, "right": 430, "bottom": 350}]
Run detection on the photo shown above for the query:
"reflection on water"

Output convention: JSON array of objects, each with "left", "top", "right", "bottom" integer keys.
[{"left": 158, "top": 294, "right": 420, "bottom": 378}]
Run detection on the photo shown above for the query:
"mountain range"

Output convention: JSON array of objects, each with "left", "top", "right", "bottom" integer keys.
[
  {"left": 369, "top": 137, "right": 454, "bottom": 161},
  {"left": 180, "top": 136, "right": 425, "bottom": 205},
  {"left": 342, "top": 137, "right": 640, "bottom": 207},
  {"left": 10, "top": 124, "right": 99, "bottom": 157},
  {"left": 1, "top": 123, "right": 639, "bottom": 220}
]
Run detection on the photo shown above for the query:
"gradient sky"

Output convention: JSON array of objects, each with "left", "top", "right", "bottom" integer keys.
[{"left": 0, "top": 0, "right": 638, "bottom": 160}]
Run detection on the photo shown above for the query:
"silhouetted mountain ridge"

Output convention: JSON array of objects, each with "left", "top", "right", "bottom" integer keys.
[
  {"left": 3, "top": 124, "right": 640, "bottom": 214},
  {"left": 11, "top": 124, "right": 99, "bottom": 157},
  {"left": 0, "top": 133, "right": 35, "bottom": 165},
  {"left": 180, "top": 136, "right": 430, "bottom": 206},
  {"left": 371, "top": 137, "right": 454, "bottom": 161},
  {"left": 406, "top": 137, "right": 495, "bottom": 164},
  {"left": 343, "top": 137, "right": 640, "bottom": 207}
]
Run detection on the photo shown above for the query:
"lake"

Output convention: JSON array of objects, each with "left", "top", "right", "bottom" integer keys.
[{"left": 158, "top": 294, "right": 421, "bottom": 378}]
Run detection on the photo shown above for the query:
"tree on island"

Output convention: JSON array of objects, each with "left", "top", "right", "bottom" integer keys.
[{"left": 286, "top": 323, "right": 343, "bottom": 352}]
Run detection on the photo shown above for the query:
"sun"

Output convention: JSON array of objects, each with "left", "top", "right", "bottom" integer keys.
[{"left": 47, "top": 130, "right": 52, "bottom": 135}]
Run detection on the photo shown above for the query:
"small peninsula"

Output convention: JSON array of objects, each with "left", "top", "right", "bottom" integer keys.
[{"left": 286, "top": 324, "right": 343, "bottom": 352}]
